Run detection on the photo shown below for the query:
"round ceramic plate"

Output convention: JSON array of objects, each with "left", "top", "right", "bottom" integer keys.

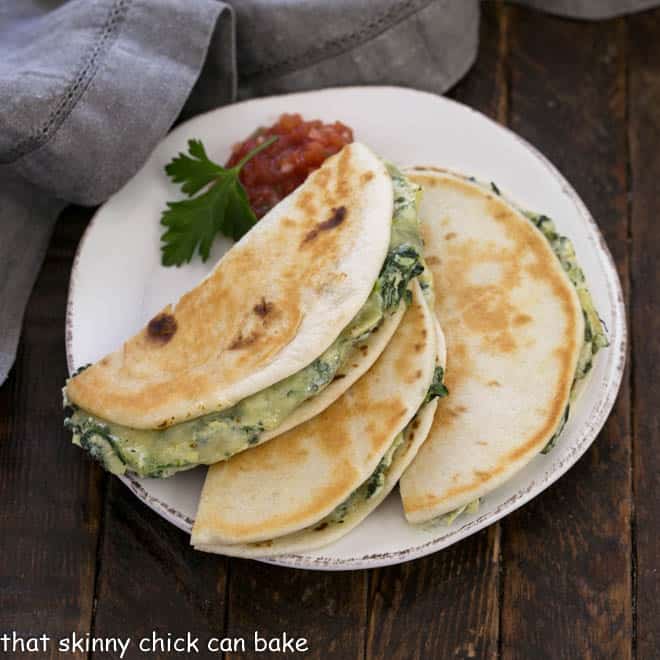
[{"left": 66, "top": 86, "right": 626, "bottom": 570}]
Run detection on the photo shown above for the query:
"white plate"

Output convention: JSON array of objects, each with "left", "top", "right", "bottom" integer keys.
[{"left": 66, "top": 86, "right": 626, "bottom": 570}]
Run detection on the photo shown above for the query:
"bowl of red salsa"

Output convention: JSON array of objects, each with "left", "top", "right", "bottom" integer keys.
[{"left": 225, "top": 113, "right": 354, "bottom": 219}]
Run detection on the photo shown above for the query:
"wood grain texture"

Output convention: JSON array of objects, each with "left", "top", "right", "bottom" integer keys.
[
  {"left": 0, "top": 206, "right": 102, "bottom": 658},
  {"left": 367, "top": 526, "right": 500, "bottom": 660},
  {"left": 501, "top": 8, "right": 632, "bottom": 660},
  {"left": 224, "top": 561, "right": 367, "bottom": 660},
  {"left": 450, "top": 1, "right": 509, "bottom": 123},
  {"left": 366, "top": 6, "right": 507, "bottom": 659},
  {"left": 628, "top": 9, "right": 660, "bottom": 659},
  {"left": 90, "top": 479, "right": 228, "bottom": 660}
]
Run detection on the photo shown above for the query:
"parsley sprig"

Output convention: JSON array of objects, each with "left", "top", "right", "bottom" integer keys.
[{"left": 160, "top": 136, "right": 277, "bottom": 266}]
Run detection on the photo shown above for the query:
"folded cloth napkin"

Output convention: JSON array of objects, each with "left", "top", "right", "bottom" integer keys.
[
  {"left": 0, "top": 0, "right": 655, "bottom": 384},
  {"left": 0, "top": 0, "right": 232, "bottom": 383}
]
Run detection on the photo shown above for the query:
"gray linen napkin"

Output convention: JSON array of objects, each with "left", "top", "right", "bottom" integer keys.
[
  {"left": 0, "top": 0, "right": 233, "bottom": 382},
  {"left": 0, "top": 0, "right": 656, "bottom": 384}
]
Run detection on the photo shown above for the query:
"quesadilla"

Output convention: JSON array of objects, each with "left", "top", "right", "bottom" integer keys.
[
  {"left": 399, "top": 169, "right": 607, "bottom": 524},
  {"left": 64, "top": 143, "right": 429, "bottom": 478},
  {"left": 192, "top": 281, "right": 445, "bottom": 557}
]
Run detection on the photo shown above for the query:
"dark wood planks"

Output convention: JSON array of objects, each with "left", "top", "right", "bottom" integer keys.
[
  {"left": 366, "top": 5, "right": 507, "bottom": 659},
  {"left": 501, "top": 8, "right": 632, "bottom": 660},
  {"left": 449, "top": 0, "right": 509, "bottom": 125},
  {"left": 225, "top": 561, "right": 367, "bottom": 660},
  {"left": 628, "top": 9, "right": 660, "bottom": 659},
  {"left": 90, "top": 479, "right": 228, "bottom": 660},
  {"left": 0, "top": 206, "right": 102, "bottom": 658},
  {"left": 366, "top": 526, "right": 500, "bottom": 660}
]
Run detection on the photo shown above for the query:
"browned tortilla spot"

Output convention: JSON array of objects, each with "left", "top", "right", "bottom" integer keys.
[
  {"left": 228, "top": 332, "right": 259, "bottom": 350},
  {"left": 513, "top": 313, "right": 533, "bottom": 326},
  {"left": 147, "top": 313, "right": 177, "bottom": 343},
  {"left": 253, "top": 298, "right": 274, "bottom": 318},
  {"left": 302, "top": 206, "right": 347, "bottom": 244},
  {"left": 296, "top": 191, "right": 316, "bottom": 216}
]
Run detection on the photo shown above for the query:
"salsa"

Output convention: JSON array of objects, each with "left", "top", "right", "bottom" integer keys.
[{"left": 225, "top": 113, "right": 354, "bottom": 218}]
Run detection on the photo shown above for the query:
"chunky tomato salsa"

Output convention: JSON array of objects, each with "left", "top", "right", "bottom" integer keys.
[{"left": 225, "top": 113, "right": 354, "bottom": 218}]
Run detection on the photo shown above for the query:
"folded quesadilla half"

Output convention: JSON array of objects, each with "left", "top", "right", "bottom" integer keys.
[
  {"left": 64, "top": 143, "right": 428, "bottom": 478},
  {"left": 192, "top": 281, "right": 444, "bottom": 557},
  {"left": 399, "top": 169, "right": 607, "bottom": 524}
]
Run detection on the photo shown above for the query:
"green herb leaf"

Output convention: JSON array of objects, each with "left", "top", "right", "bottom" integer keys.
[
  {"left": 165, "top": 139, "right": 225, "bottom": 196},
  {"left": 160, "top": 136, "right": 277, "bottom": 266},
  {"left": 425, "top": 366, "right": 449, "bottom": 404}
]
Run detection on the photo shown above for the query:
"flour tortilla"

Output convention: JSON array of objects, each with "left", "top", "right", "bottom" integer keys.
[
  {"left": 399, "top": 169, "right": 584, "bottom": 523},
  {"left": 192, "top": 280, "right": 437, "bottom": 551},
  {"left": 195, "top": 324, "right": 446, "bottom": 558},
  {"left": 258, "top": 301, "right": 406, "bottom": 444},
  {"left": 66, "top": 143, "right": 393, "bottom": 430}
]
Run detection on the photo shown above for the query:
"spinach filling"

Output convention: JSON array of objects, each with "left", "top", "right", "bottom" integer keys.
[
  {"left": 522, "top": 211, "right": 608, "bottom": 453},
  {"left": 439, "top": 499, "right": 481, "bottom": 526},
  {"left": 65, "top": 167, "right": 426, "bottom": 479},
  {"left": 424, "top": 365, "right": 449, "bottom": 404},
  {"left": 320, "top": 431, "right": 406, "bottom": 528},
  {"left": 311, "top": 366, "right": 448, "bottom": 531},
  {"left": 525, "top": 212, "right": 609, "bottom": 380}
]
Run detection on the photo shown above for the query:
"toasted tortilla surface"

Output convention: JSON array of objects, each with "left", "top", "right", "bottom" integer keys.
[
  {"left": 400, "top": 169, "right": 585, "bottom": 523},
  {"left": 66, "top": 143, "right": 393, "bottom": 430},
  {"left": 192, "top": 281, "right": 437, "bottom": 548},
  {"left": 195, "top": 322, "right": 447, "bottom": 558}
]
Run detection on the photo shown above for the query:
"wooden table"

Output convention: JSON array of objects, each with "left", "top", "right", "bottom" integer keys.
[{"left": 1, "top": 4, "right": 657, "bottom": 658}]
